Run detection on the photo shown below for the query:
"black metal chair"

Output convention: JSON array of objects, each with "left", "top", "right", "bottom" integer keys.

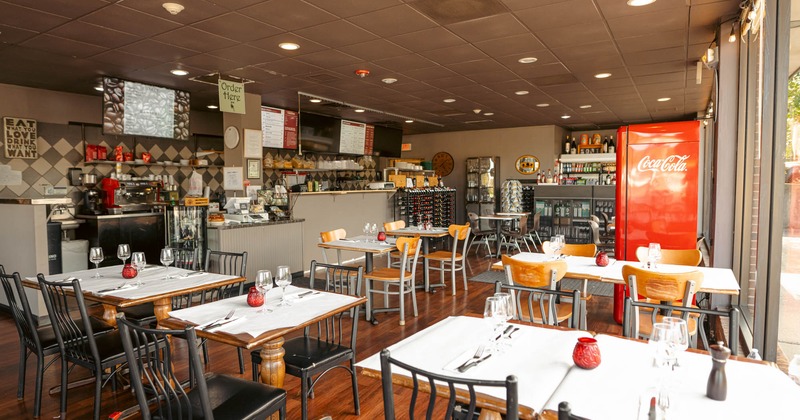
[
  {"left": 118, "top": 247, "right": 201, "bottom": 326},
  {"left": 556, "top": 401, "right": 591, "bottom": 420},
  {"left": 118, "top": 317, "right": 286, "bottom": 420},
  {"left": 37, "top": 275, "right": 129, "bottom": 420},
  {"left": 623, "top": 297, "right": 740, "bottom": 355},
  {"left": 251, "top": 261, "right": 362, "bottom": 420},
  {"left": 466, "top": 211, "right": 494, "bottom": 256},
  {"left": 380, "top": 348, "right": 519, "bottom": 420},
  {"left": 203, "top": 249, "right": 248, "bottom": 373},
  {"left": 494, "top": 281, "right": 582, "bottom": 329}
]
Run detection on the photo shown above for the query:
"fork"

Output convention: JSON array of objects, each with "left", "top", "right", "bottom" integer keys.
[
  {"left": 658, "top": 388, "right": 670, "bottom": 414},
  {"left": 202, "top": 309, "right": 235, "bottom": 330},
  {"left": 455, "top": 344, "right": 485, "bottom": 371}
]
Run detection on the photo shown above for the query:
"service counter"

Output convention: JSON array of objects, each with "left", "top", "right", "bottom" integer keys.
[
  {"left": 76, "top": 213, "right": 166, "bottom": 269},
  {"left": 290, "top": 189, "right": 396, "bottom": 272},
  {"left": 208, "top": 218, "right": 304, "bottom": 281}
]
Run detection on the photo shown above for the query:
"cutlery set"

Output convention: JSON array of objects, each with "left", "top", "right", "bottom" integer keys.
[
  {"left": 201, "top": 309, "right": 236, "bottom": 330},
  {"left": 456, "top": 325, "right": 521, "bottom": 373}
]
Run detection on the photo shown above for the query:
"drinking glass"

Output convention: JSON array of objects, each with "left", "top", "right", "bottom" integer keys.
[
  {"left": 89, "top": 247, "right": 104, "bottom": 278},
  {"left": 160, "top": 247, "right": 174, "bottom": 279},
  {"left": 275, "top": 265, "right": 292, "bottom": 306},
  {"left": 648, "top": 243, "right": 662, "bottom": 269},
  {"left": 363, "top": 222, "right": 370, "bottom": 239},
  {"left": 255, "top": 270, "right": 273, "bottom": 313},
  {"left": 649, "top": 322, "right": 675, "bottom": 369},
  {"left": 370, "top": 223, "right": 377, "bottom": 241},
  {"left": 117, "top": 244, "right": 131, "bottom": 266},
  {"left": 483, "top": 296, "right": 507, "bottom": 351},
  {"left": 493, "top": 292, "right": 515, "bottom": 324},
  {"left": 663, "top": 317, "right": 689, "bottom": 368},
  {"left": 549, "top": 236, "right": 560, "bottom": 259},
  {"left": 131, "top": 252, "right": 146, "bottom": 286}
]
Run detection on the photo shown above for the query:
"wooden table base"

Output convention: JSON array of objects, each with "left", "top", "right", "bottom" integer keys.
[{"left": 259, "top": 337, "right": 286, "bottom": 387}]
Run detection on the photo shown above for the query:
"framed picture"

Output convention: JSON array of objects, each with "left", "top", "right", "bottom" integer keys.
[{"left": 246, "top": 159, "right": 261, "bottom": 179}]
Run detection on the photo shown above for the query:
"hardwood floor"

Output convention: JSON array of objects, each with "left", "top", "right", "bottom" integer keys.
[{"left": 0, "top": 251, "right": 624, "bottom": 419}]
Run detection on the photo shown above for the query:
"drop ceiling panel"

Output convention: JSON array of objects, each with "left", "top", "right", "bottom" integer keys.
[
  {"left": 446, "top": 59, "right": 509, "bottom": 76},
  {"left": 516, "top": 0, "right": 604, "bottom": 31},
  {"left": 50, "top": 21, "right": 140, "bottom": 49},
  {"left": 240, "top": 1, "right": 338, "bottom": 31},
  {"left": 21, "top": 34, "right": 107, "bottom": 59},
  {"left": 255, "top": 59, "right": 325, "bottom": 77},
  {"left": 120, "top": 0, "right": 228, "bottom": 25},
  {"left": 154, "top": 27, "right": 239, "bottom": 52},
  {"left": 118, "top": 40, "right": 199, "bottom": 62},
  {"left": 446, "top": 13, "right": 530, "bottom": 43},
  {"left": 623, "top": 46, "right": 687, "bottom": 66},
  {"left": 419, "top": 44, "right": 488, "bottom": 65},
  {"left": 248, "top": 33, "right": 328, "bottom": 56},
  {"left": 207, "top": 45, "right": 281, "bottom": 67},
  {"left": 595, "top": 0, "right": 689, "bottom": 19},
  {"left": 607, "top": 8, "right": 688, "bottom": 39},
  {"left": 347, "top": 5, "right": 437, "bottom": 37},
  {"left": 295, "top": 20, "right": 379, "bottom": 48},
  {"left": 192, "top": 13, "right": 282, "bottom": 43},
  {"left": 80, "top": 5, "right": 181, "bottom": 38},
  {"left": 0, "top": 3, "right": 70, "bottom": 32},
  {"left": 90, "top": 50, "right": 163, "bottom": 71},
  {"left": 388, "top": 27, "right": 465, "bottom": 52},
  {"left": 374, "top": 54, "right": 438, "bottom": 72},
  {"left": 303, "top": 0, "right": 402, "bottom": 19},
  {"left": 338, "top": 39, "right": 412, "bottom": 61},
  {"left": 616, "top": 29, "right": 688, "bottom": 53},
  {"left": 535, "top": 23, "right": 612, "bottom": 49},
  {"left": 473, "top": 33, "right": 547, "bottom": 59}
]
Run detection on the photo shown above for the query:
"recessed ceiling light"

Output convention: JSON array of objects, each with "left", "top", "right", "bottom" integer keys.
[
  {"left": 354, "top": 109, "right": 365, "bottom": 113},
  {"left": 518, "top": 57, "right": 538, "bottom": 64},
  {"left": 309, "top": 98, "right": 322, "bottom": 103},
  {"left": 536, "top": 103, "right": 550, "bottom": 107},
  {"left": 94, "top": 85, "right": 104, "bottom": 92},
  {"left": 579, "top": 105, "right": 592, "bottom": 109},
  {"left": 627, "top": 0, "right": 656, "bottom": 6},
  {"left": 278, "top": 42, "right": 300, "bottom": 50},
  {"left": 561, "top": 115, "right": 571, "bottom": 119},
  {"left": 443, "top": 98, "right": 456, "bottom": 103},
  {"left": 405, "top": 120, "right": 414, "bottom": 123},
  {"left": 515, "top": 90, "right": 529, "bottom": 95},
  {"left": 170, "top": 69, "right": 188, "bottom": 76},
  {"left": 483, "top": 112, "right": 494, "bottom": 116},
  {"left": 207, "top": 105, "right": 218, "bottom": 109},
  {"left": 657, "top": 97, "right": 671, "bottom": 102},
  {"left": 382, "top": 77, "right": 398, "bottom": 84},
  {"left": 594, "top": 73, "right": 612, "bottom": 79}
]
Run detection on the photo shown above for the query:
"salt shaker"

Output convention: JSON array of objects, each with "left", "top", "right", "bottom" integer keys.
[{"left": 707, "top": 341, "right": 730, "bottom": 401}]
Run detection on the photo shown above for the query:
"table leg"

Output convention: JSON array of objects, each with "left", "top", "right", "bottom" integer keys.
[
  {"left": 101, "top": 304, "right": 118, "bottom": 326},
  {"left": 495, "top": 222, "right": 503, "bottom": 258},
  {"left": 421, "top": 237, "right": 430, "bottom": 291},
  {"left": 365, "top": 253, "right": 373, "bottom": 273},
  {"left": 259, "top": 337, "right": 286, "bottom": 387}
]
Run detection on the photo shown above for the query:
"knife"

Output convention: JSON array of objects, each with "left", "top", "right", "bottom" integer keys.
[
  {"left": 457, "top": 353, "right": 492, "bottom": 373},
  {"left": 494, "top": 324, "right": 515, "bottom": 341},
  {"left": 202, "top": 316, "right": 238, "bottom": 331}
]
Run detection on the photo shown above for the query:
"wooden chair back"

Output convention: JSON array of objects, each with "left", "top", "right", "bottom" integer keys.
[
  {"left": 383, "top": 220, "right": 406, "bottom": 232},
  {"left": 635, "top": 247, "right": 702, "bottom": 266},
  {"left": 501, "top": 255, "right": 567, "bottom": 288},
  {"left": 448, "top": 222, "right": 471, "bottom": 241},
  {"left": 541, "top": 242, "right": 597, "bottom": 257},
  {"left": 395, "top": 236, "right": 420, "bottom": 254},
  {"left": 380, "top": 348, "right": 520, "bottom": 420},
  {"left": 321, "top": 228, "right": 347, "bottom": 243},
  {"left": 621, "top": 265, "right": 703, "bottom": 303}
]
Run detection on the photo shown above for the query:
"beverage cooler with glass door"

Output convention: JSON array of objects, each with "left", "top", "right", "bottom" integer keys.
[
  {"left": 164, "top": 205, "right": 208, "bottom": 270},
  {"left": 465, "top": 157, "right": 500, "bottom": 230}
]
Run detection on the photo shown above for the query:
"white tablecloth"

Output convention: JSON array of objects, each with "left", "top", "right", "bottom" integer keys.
[
  {"left": 543, "top": 334, "right": 800, "bottom": 419},
  {"left": 326, "top": 235, "right": 396, "bottom": 252},
  {"left": 168, "top": 285, "right": 360, "bottom": 338},
  {"left": 35, "top": 265, "right": 238, "bottom": 299},
  {"left": 493, "top": 253, "right": 740, "bottom": 294}
]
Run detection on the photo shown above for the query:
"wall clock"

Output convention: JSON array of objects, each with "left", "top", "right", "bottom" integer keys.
[
  {"left": 224, "top": 126, "right": 240, "bottom": 149},
  {"left": 432, "top": 151, "right": 454, "bottom": 177}
]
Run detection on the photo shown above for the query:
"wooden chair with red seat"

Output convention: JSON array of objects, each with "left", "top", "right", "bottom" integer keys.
[
  {"left": 501, "top": 255, "right": 578, "bottom": 328},
  {"left": 383, "top": 220, "right": 406, "bottom": 269},
  {"left": 541, "top": 242, "right": 597, "bottom": 330},
  {"left": 635, "top": 247, "right": 702, "bottom": 267},
  {"left": 364, "top": 235, "right": 421, "bottom": 326},
  {"left": 422, "top": 222, "right": 471, "bottom": 295},
  {"left": 621, "top": 265, "right": 703, "bottom": 343},
  {"left": 320, "top": 228, "right": 347, "bottom": 265}
]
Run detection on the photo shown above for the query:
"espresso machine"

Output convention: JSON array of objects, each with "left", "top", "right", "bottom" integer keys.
[
  {"left": 100, "top": 177, "right": 162, "bottom": 213},
  {"left": 80, "top": 174, "right": 103, "bottom": 215}
]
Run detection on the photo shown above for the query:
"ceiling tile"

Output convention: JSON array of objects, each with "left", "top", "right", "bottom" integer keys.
[
  {"left": 607, "top": 8, "right": 687, "bottom": 39},
  {"left": 256, "top": 58, "right": 326, "bottom": 77},
  {"left": 516, "top": 0, "right": 604, "bottom": 31},
  {"left": 303, "top": 0, "right": 402, "bottom": 18},
  {"left": 21, "top": 34, "right": 107, "bottom": 58},
  {"left": 170, "top": 53, "right": 238, "bottom": 72},
  {"left": 389, "top": 27, "right": 464, "bottom": 53},
  {"left": 3, "top": 0, "right": 109, "bottom": 18},
  {"left": 473, "top": 33, "right": 547, "bottom": 59},
  {"left": 0, "top": 2, "right": 70, "bottom": 32},
  {"left": 338, "top": 39, "right": 411, "bottom": 61},
  {"left": 446, "top": 59, "right": 508, "bottom": 76},
  {"left": 90, "top": 50, "right": 164, "bottom": 71},
  {"left": 0, "top": 23, "right": 39, "bottom": 44},
  {"left": 118, "top": 39, "right": 199, "bottom": 62},
  {"left": 595, "top": 0, "right": 689, "bottom": 19},
  {"left": 623, "top": 46, "right": 687, "bottom": 66},
  {"left": 446, "top": 13, "right": 530, "bottom": 43},
  {"left": 80, "top": 4, "right": 181, "bottom": 38},
  {"left": 616, "top": 30, "right": 687, "bottom": 53},
  {"left": 401, "top": 65, "right": 459, "bottom": 81},
  {"left": 419, "top": 44, "right": 487, "bottom": 65},
  {"left": 208, "top": 44, "right": 281, "bottom": 67},
  {"left": 293, "top": 49, "right": 363, "bottom": 69},
  {"left": 633, "top": 72, "right": 686, "bottom": 85},
  {"left": 628, "top": 60, "right": 688, "bottom": 76},
  {"left": 154, "top": 27, "right": 239, "bottom": 52},
  {"left": 295, "top": 20, "right": 379, "bottom": 48},
  {"left": 193, "top": 13, "right": 282, "bottom": 43},
  {"left": 240, "top": 1, "right": 338, "bottom": 31},
  {"left": 535, "top": 23, "right": 611, "bottom": 49},
  {"left": 248, "top": 33, "right": 329, "bottom": 56},
  {"left": 348, "top": 4, "right": 437, "bottom": 37},
  {"left": 49, "top": 21, "right": 140, "bottom": 49},
  {"left": 374, "top": 54, "right": 437, "bottom": 72},
  {"left": 408, "top": 0, "right": 508, "bottom": 26},
  {"left": 121, "top": 0, "right": 228, "bottom": 25},
  {"left": 519, "top": 62, "right": 571, "bottom": 79}
]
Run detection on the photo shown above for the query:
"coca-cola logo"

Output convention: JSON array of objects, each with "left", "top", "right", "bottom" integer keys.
[{"left": 636, "top": 154, "right": 690, "bottom": 172}]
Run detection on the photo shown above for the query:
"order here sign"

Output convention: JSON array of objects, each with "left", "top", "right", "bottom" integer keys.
[{"left": 218, "top": 79, "right": 245, "bottom": 114}]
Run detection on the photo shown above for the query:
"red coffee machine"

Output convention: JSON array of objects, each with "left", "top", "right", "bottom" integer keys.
[{"left": 100, "top": 177, "right": 119, "bottom": 209}]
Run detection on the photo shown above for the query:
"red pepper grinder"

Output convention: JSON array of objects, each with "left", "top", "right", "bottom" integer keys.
[{"left": 707, "top": 341, "right": 730, "bottom": 401}]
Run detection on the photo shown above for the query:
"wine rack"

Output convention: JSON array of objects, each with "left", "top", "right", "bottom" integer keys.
[{"left": 394, "top": 187, "right": 457, "bottom": 227}]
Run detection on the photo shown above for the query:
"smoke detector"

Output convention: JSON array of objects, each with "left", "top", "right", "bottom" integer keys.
[
  {"left": 162, "top": 3, "right": 185, "bottom": 15},
  {"left": 473, "top": 109, "right": 482, "bottom": 114}
]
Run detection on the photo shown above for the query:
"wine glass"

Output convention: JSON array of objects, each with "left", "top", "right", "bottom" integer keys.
[
  {"left": 648, "top": 243, "right": 662, "bottom": 269},
  {"left": 493, "top": 292, "right": 515, "bottom": 324},
  {"left": 275, "top": 265, "right": 292, "bottom": 306},
  {"left": 131, "top": 252, "right": 146, "bottom": 286},
  {"left": 483, "top": 296, "right": 507, "bottom": 352},
  {"left": 649, "top": 322, "right": 675, "bottom": 370},
  {"left": 370, "top": 223, "right": 377, "bottom": 241},
  {"left": 89, "top": 247, "right": 104, "bottom": 278},
  {"left": 363, "top": 223, "right": 370, "bottom": 241},
  {"left": 255, "top": 270, "right": 273, "bottom": 313},
  {"left": 663, "top": 317, "right": 689, "bottom": 368},
  {"left": 160, "top": 247, "right": 174, "bottom": 280},
  {"left": 549, "top": 236, "right": 560, "bottom": 259},
  {"left": 117, "top": 244, "right": 131, "bottom": 266}
]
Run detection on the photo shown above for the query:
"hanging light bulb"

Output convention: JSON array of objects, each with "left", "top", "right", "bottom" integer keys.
[{"left": 728, "top": 22, "right": 737, "bottom": 43}]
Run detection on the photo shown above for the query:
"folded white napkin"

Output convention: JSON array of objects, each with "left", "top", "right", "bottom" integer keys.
[{"left": 95, "top": 283, "right": 138, "bottom": 295}]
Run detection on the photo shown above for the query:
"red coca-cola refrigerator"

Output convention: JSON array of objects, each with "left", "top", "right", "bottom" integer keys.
[{"left": 613, "top": 120, "right": 701, "bottom": 323}]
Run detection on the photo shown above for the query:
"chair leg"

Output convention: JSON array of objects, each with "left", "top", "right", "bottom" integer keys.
[
  {"left": 94, "top": 373, "right": 102, "bottom": 420},
  {"left": 365, "top": 279, "right": 372, "bottom": 322},
  {"left": 410, "top": 279, "right": 418, "bottom": 318},
  {"left": 300, "top": 372, "right": 309, "bottom": 420},
  {"left": 17, "top": 345, "right": 26, "bottom": 399},
  {"left": 252, "top": 356, "right": 259, "bottom": 381},
  {"left": 34, "top": 354, "right": 44, "bottom": 418},
  {"left": 424, "top": 257, "right": 430, "bottom": 292},
  {"left": 450, "top": 263, "right": 456, "bottom": 296},
  {"left": 350, "top": 357, "right": 361, "bottom": 415},
  {"left": 238, "top": 347, "right": 244, "bottom": 374},
  {"left": 399, "top": 281, "right": 405, "bottom": 326},
  {"left": 462, "top": 261, "right": 468, "bottom": 291},
  {"left": 59, "top": 358, "right": 68, "bottom": 418},
  {"left": 383, "top": 282, "right": 389, "bottom": 307},
  {"left": 202, "top": 340, "right": 209, "bottom": 365}
]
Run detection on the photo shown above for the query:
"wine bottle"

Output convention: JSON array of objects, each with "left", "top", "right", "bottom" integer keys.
[
  {"left": 564, "top": 135, "right": 571, "bottom": 154},
  {"left": 570, "top": 137, "right": 578, "bottom": 154},
  {"left": 608, "top": 135, "right": 616, "bottom": 153},
  {"left": 602, "top": 136, "right": 609, "bottom": 153}
]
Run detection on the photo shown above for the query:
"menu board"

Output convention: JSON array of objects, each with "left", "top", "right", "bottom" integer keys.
[
  {"left": 364, "top": 124, "right": 374, "bottom": 155},
  {"left": 261, "top": 106, "right": 297, "bottom": 149},
  {"left": 339, "top": 120, "right": 366, "bottom": 155}
]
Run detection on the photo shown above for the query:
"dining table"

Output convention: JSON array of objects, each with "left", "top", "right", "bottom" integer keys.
[
  {"left": 357, "top": 315, "right": 800, "bottom": 419},
  {"left": 490, "top": 252, "right": 740, "bottom": 295},
  {"left": 22, "top": 264, "right": 245, "bottom": 326},
  {"left": 385, "top": 226, "right": 450, "bottom": 291},
  {"left": 479, "top": 214, "right": 519, "bottom": 258},
  {"left": 317, "top": 234, "right": 396, "bottom": 273},
  {"left": 158, "top": 285, "right": 365, "bottom": 390}
]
